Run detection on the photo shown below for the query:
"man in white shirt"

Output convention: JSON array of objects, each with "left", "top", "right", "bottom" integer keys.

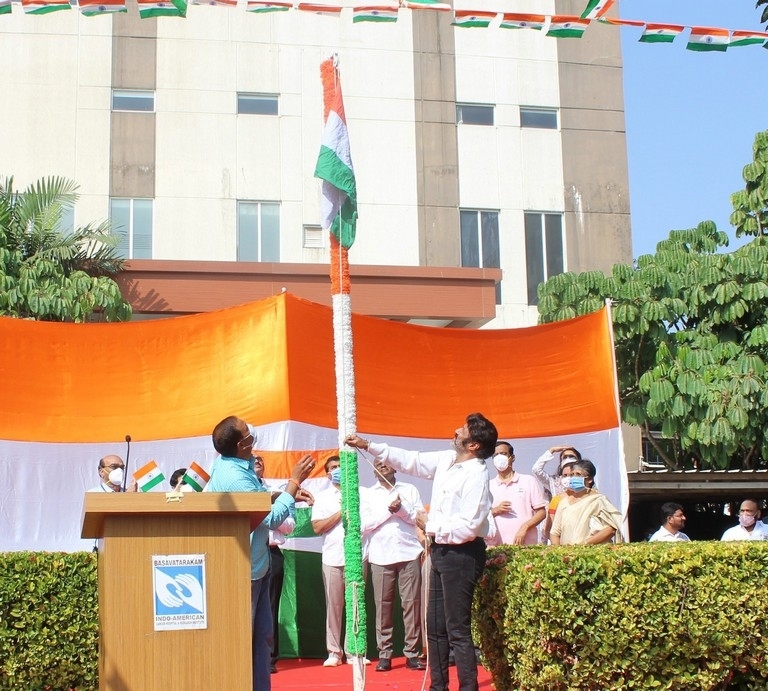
[
  {"left": 649, "top": 502, "right": 690, "bottom": 542},
  {"left": 311, "top": 456, "right": 370, "bottom": 667},
  {"left": 346, "top": 412, "right": 498, "bottom": 691},
  {"left": 87, "top": 454, "right": 133, "bottom": 493},
  {"left": 721, "top": 499, "right": 768, "bottom": 541},
  {"left": 362, "top": 461, "right": 426, "bottom": 672}
]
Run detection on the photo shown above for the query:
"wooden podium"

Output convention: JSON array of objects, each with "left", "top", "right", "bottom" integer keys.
[{"left": 82, "top": 492, "right": 270, "bottom": 691}]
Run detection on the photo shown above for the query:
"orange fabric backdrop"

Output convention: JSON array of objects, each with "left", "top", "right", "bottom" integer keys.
[{"left": 0, "top": 293, "right": 619, "bottom": 443}]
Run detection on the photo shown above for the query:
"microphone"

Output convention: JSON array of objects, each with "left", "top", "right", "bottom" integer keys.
[{"left": 122, "top": 434, "right": 131, "bottom": 492}]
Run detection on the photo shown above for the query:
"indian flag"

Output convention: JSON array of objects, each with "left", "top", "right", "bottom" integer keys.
[
  {"left": 133, "top": 460, "right": 166, "bottom": 492},
  {"left": 598, "top": 17, "right": 643, "bottom": 27},
  {"left": 21, "top": 0, "right": 70, "bottom": 14},
  {"left": 183, "top": 461, "right": 211, "bottom": 492},
  {"left": 247, "top": 0, "right": 291, "bottom": 11},
  {"left": 546, "top": 16, "right": 590, "bottom": 39},
  {"left": 192, "top": 0, "right": 237, "bottom": 6},
  {"left": 352, "top": 4, "right": 397, "bottom": 22},
  {"left": 580, "top": 0, "right": 614, "bottom": 20},
  {"left": 137, "top": 0, "right": 186, "bottom": 17},
  {"left": 452, "top": 10, "right": 496, "bottom": 28},
  {"left": 687, "top": 27, "right": 729, "bottom": 52},
  {"left": 499, "top": 12, "right": 545, "bottom": 30},
  {"left": 0, "top": 0, "right": 13, "bottom": 13},
  {"left": 78, "top": 0, "right": 126, "bottom": 14},
  {"left": 639, "top": 23, "right": 684, "bottom": 44},
  {"left": 297, "top": 2, "right": 342, "bottom": 14},
  {"left": 314, "top": 58, "right": 358, "bottom": 250},
  {"left": 729, "top": 30, "right": 768, "bottom": 48},
  {"left": 404, "top": 0, "right": 451, "bottom": 11}
]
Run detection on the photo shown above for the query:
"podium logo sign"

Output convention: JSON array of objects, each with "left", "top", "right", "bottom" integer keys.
[{"left": 152, "top": 554, "right": 207, "bottom": 631}]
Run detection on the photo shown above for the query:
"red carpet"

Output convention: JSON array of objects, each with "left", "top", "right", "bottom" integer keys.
[{"left": 271, "top": 658, "right": 494, "bottom": 690}]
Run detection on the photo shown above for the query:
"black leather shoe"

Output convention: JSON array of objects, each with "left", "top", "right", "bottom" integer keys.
[
  {"left": 375, "top": 658, "right": 391, "bottom": 672},
  {"left": 405, "top": 657, "right": 427, "bottom": 670}
]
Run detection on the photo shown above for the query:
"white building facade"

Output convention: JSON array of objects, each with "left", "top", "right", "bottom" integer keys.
[{"left": 0, "top": 0, "right": 632, "bottom": 327}]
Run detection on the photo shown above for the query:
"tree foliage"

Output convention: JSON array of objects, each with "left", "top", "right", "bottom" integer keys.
[
  {"left": 0, "top": 176, "right": 131, "bottom": 322},
  {"left": 538, "top": 131, "right": 768, "bottom": 471},
  {"left": 759, "top": 0, "right": 768, "bottom": 32},
  {"left": 730, "top": 130, "right": 768, "bottom": 237}
]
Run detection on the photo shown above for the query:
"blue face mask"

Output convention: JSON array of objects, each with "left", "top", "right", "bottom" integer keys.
[
  {"left": 330, "top": 468, "right": 342, "bottom": 485},
  {"left": 565, "top": 476, "right": 587, "bottom": 491}
]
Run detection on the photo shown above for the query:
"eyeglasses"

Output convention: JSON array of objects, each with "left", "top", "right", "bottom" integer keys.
[{"left": 101, "top": 463, "right": 123, "bottom": 470}]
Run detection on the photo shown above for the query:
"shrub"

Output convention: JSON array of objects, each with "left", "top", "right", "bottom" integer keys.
[
  {"left": 475, "top": 542, "right": 768, "bottom": 691},
  {"left": 0, "top": 552, "right": 97, "bottom": 691}
]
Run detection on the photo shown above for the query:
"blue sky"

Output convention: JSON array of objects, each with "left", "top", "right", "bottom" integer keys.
[{"left": 619, "top": 0, "right": 768, "bottom": 258}]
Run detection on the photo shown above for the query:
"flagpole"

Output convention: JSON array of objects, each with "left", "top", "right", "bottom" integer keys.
[{"left": 317, "top": 56, "right": 367, "bottom": 691}]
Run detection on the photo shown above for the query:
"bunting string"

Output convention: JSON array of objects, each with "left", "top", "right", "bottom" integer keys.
[{"left": 4, "top": 0, "right": 767, "bottom": 51}]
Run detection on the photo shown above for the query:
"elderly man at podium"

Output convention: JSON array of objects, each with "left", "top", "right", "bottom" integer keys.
[{"left": 208, "top": 416, "right": 315, "bottom": 691}]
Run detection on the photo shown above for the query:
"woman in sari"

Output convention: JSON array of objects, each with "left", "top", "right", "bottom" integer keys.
[{"left": 549, "top": 460, "right": 623, "bottom": 545}]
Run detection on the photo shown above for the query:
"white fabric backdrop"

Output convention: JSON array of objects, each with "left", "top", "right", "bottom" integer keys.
[{"left": 0, "top": 420, "right": 625, "bottom": 552}]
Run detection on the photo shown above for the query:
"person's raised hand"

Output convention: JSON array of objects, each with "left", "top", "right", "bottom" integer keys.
[
  {"left": 344, "top": 434, "right": 369, "bottom": 450},
  {"left": 291, "top": 454, "right": 315, "bottom": 484}
]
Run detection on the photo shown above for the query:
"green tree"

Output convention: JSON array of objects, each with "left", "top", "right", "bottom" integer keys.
[
  {"left": 730, "top": 129, "right": 768, "bottom": 237},
  {"left": 537, "top": 131, "right": 768, "bottom": 471},
  {"left": 759, "top": 0, "right": 768, "bottom": 33},
  {"left": 0, "top": 176, "right": 131, "bottom": 322}
]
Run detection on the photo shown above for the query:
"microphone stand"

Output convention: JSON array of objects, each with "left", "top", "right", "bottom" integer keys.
[{"left": 122, "top": 435, "right": 131, "bottom": 492}]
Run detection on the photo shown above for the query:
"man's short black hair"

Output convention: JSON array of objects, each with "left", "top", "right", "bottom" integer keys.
[
  {"left": 661, "top": 502, "right": 683, "bottom": 524},
  {"left": 466, "top": 413, "right": 498, "bottom": 459},
  {"left": 496, "top": 441, "right": 514, "bottom": 456},
  {"left": 212, "top": 416, "right": 243, "bottom": 457}
]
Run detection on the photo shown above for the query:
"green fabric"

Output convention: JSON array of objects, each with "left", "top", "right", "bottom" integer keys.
[{"left": 277, "top": 548, "right": 405, "bottom": 658}]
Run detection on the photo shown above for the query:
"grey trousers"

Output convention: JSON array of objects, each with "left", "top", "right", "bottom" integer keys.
[
  {"left": 322, "top": 562, "right": 368, "bottom": 656},
  {"left": 371, "top": 556, "right": 423, "bottom": 659}
]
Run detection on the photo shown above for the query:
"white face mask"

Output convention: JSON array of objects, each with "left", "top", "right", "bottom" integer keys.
[
  {"left": 493, "top": 454, "right": 510, "bottom": 472},
  {"left": 107, "top": 467, "right": 124, "bottom": 486}
]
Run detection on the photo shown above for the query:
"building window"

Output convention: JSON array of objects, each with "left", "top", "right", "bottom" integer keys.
[
  {"left": 238, "top": 202, "right": 280, "bottom": 262},
  {"left": 456, "top": 103, "right": 494, "bottom": 126},
  {"left": 237, "top": 94, "right": 279, "bottom": 116},
  {"left": 303, "top": 225, "right": 324, "bottom": 249},
  {"left": 524, "top": 212, "right": 564, "bottom": 305},
  {"left": 520, "top": 107, "right": 558, "bottom": 129},
  {"left": 460, "top": 209, "right": 501, "bottom": 304},
  {"left": 110, "top": 198, "right": 153, "bottom": 259},
  {"left": 112, "top": 90, "right": 155, "bottom": 112}
]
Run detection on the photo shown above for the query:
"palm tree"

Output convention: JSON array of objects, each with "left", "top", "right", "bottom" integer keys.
[{"left": 0, "top": 176, "right": 131, "bottom": 321}]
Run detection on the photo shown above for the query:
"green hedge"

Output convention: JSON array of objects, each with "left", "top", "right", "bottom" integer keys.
[
  {"left": 0, "top": 552, "right": 97, "bottom": 691},
  {"left": 475, "top": 542, "right": 768, "bottom": 691}
]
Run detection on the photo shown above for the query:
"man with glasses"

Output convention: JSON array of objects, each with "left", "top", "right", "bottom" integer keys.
[
  {"left": 721, "top": 499, "right": 768, "bottom": 541},
  {"left": 88, "top": 454, "right": 129, "bottom": 493},
  {"left": 207, "top": 415, "right": 314, "bottom": 691}
]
